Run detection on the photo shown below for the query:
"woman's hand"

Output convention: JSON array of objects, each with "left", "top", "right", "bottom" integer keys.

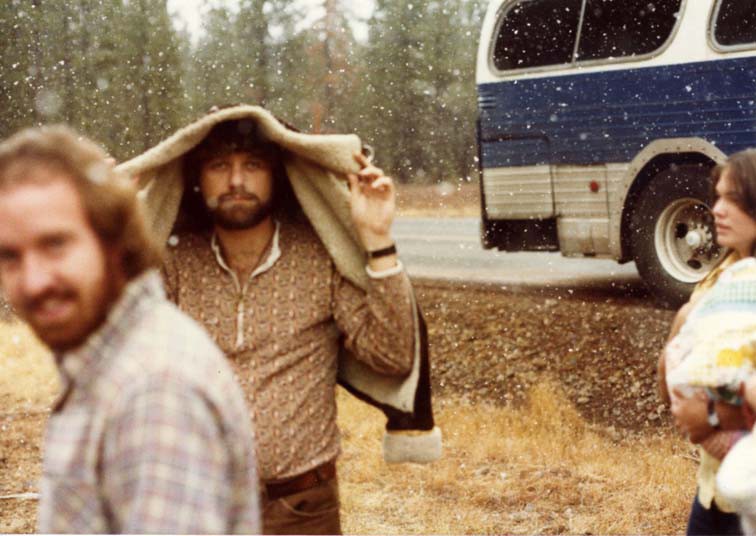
[
  {"left": 671, "top": 388, "right": 749, "bottom": 443},
  {"left": 671, "top": 389, "right": 711, "bottom": 443}
]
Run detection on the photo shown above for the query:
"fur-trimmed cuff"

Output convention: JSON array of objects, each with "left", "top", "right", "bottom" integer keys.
[{"left": 382, "top": 427, "right": 442, "bottom": 464}]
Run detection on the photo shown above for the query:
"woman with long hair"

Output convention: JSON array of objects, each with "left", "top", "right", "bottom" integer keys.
[{"left": 659, "top": 149, "right": 756, "bottom": 536}]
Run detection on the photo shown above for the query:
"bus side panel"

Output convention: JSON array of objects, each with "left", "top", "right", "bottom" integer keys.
[
  {"left": 478, "top": 56, "right": 756, "bottom": 252},
  {"left": 479, "top": 57, "right": 756, "bottom": 167}
]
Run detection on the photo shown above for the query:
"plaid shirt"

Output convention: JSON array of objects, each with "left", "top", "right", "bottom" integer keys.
[{"left": 37, "top": 271, "right": 260, "bottom": 534}]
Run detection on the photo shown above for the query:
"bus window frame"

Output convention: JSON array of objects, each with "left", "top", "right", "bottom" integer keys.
[
  {"left": 488, "top": 0, "right": 687, "bottom": 77},
  {"left": 487, "top": 0, "right": 581, "bottom": 74},
  {"left": 708, "top": 0, "right": 756, "bottom": 53}
]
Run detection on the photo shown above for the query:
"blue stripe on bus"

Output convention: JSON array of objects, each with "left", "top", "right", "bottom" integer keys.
[{"left": 477, "top": 56, "right": 756, "bottom": 168}]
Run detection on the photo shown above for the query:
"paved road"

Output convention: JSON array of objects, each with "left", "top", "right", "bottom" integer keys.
[{"left": 393, "top": 217, "right": 644, "bottom": 292}]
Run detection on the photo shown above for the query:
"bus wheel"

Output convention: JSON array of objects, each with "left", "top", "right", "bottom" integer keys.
[{"left": 630, "top": 166, "right": 722, "bottom": 308}]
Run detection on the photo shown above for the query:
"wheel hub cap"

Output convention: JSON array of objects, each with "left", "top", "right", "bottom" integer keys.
[{"left": 654, "top": 198, "right": 721, "bottom": 283}]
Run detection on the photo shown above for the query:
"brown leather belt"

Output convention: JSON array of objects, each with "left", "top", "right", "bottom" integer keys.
[{"left": 264, "top": 461, "right": 337, "bottom": 501}]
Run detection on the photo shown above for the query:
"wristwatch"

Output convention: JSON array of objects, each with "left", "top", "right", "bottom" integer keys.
[
  {"left": 367, "top": 244, "right": 397, "bottom": 260},
  {"left": 707, "top": 397, "right": 721, "bottom": 430}
]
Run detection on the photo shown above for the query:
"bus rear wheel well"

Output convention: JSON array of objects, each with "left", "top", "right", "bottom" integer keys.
[{"left": 620, "top": 152, "right": 717, "bottom": 263}]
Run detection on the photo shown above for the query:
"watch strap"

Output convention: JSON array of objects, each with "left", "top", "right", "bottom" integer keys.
[
  {"left": 707, "top": 397, "right": 721, "bottom": 430},
  {"left": 367, "top": 244, "right": 397, "bottom": 259}
]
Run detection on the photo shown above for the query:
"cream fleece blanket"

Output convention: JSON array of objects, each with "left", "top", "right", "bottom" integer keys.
[{"left": 116, "top": 105, "right": 421, "bottom": 415}]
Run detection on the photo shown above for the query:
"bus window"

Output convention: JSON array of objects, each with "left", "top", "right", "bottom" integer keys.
[
  {"left": 577, "top": 0, "right": 682, "bottom": 61},
  {"left": 492, "top": 0, "right": 581, "bottom": 71},
  {"left": 712, "top": 0, "right": 756, "bottom": 48}
]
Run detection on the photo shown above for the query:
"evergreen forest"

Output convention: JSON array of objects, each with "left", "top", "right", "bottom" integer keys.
[{"left": 0, "top": 0, "right": 485, "bottom": 183}]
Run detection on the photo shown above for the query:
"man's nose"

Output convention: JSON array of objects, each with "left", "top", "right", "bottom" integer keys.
[
  {"left": 230, "top": 164, "right": 244, "bottom": 188},
  {"left": 20, "top": 257, "right": 55, "bottom": 298}
]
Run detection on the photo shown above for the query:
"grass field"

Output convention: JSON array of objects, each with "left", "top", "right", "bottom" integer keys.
[
  {"left": 0, "top": 322, "right": 58, "bottom": 410},
  {"left": 0, "top": 320, "right": 695, "bottom": 534},
  {"left": 337, "top": 385, "right": 694, "bottom": 534}
]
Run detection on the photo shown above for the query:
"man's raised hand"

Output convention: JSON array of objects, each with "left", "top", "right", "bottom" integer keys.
[{"left": 347, "top": 152, "right": 396, "bottom": 252}]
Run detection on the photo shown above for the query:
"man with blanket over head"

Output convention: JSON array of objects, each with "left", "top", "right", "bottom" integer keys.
[{"left": 117, "top": 105, "right": 441, "bottom": 535}]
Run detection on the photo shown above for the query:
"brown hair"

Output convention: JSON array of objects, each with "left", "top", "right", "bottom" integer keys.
[
  {"left": 0, "top": 125, "right": 162, "bottom": 279},
  {"left": 175, "top": 118, "right": 303, "bottom": 234},
  {"left": 711, "top": 149, "right": 756, "bottom": 220}
]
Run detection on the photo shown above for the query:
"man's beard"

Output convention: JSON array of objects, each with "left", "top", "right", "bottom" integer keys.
[
  {"left": 208, "top": 191, "right": 273, "bottom": 230},
  {"left": 21, "top": 258, "right": 122, "bottom": 354}
]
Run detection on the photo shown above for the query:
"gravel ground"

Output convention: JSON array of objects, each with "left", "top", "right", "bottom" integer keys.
[
  {"left": 416, "top": 281, "right": 675, "bottom": 435},
  {"left": 0, "top": 412, "right": 45, "bottom": 533}
]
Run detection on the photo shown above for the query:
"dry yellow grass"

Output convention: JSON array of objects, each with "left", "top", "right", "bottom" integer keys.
[
  {"left": 0, "top": 321, "right": 58, "bottom": 412},
  {"left": 0, "top": 323, "right": 695, "bottom": 534},
  {"left": 337, "top": 383, "right": 695, "bottom": 534},
  {"left": 395, "top": 182, "right": 481, "bottom": 218}
]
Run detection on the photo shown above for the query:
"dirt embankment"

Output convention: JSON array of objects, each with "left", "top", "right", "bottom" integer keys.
[{"left": 418, "top": 282, "right": 674, "bottom": 435}]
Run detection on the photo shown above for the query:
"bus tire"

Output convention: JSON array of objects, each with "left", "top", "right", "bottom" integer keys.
[{"left": 630, "top": 165, "right": 719, "bottom": 308}]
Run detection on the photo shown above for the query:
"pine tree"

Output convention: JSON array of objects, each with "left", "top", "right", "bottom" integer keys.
[
  {"left": 256, "top": 0, "right": 312, "bottom": 128},
  {"left": 362, "top": 0, "right": 429, "bottom": 182},
  {"left": 361, "top": 0, "right": 484, "bottom": 183},
  {"left": 121, "top": 0, "right": 186, "bottom": 154},
  {"left": 0, "top": 2, "right": 46, "bottom": 136},
  {"left": 236, "top": 0, "right": 271, "bottom": 106},
  {"left": 192, "top": 5, "right": 243, "bottom": 112},
  {"left": 305, "top": 0, "right": 359, "bottom": 132}
]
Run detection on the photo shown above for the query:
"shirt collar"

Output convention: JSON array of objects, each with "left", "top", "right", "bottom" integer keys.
[
  {"left": 210, "top": 221, "right": 281, "bottom": 286},
  {"left": 55, "top": 270, "right": 164, "bottom": 400}
]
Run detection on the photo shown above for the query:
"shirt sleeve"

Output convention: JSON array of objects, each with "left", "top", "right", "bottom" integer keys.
[
  {"left": 101, "top": 376, "right": 258, "bottom": 534},
  {"left": 331, "top": 263, "right": 415, "bottom": 376}
]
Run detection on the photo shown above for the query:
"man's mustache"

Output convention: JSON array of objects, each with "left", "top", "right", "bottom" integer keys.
[
  {"left": 22, "top": 288, "right": 76, "bottom": 314},
  {"left": 218, "top": 189, "right": 259, "bottom": 203}
]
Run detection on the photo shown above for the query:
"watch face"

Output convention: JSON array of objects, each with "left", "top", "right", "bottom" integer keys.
[
  {"left": 707, "top": 412, "right": 719, "bottom": 427},
  {"left": 707, "top": 399, "right": 720, "bottom": 428}
]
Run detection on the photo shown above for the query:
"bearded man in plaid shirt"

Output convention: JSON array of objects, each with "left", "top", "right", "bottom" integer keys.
[{"left": 0, "top": 126, "right": 261, "bottom": 534}]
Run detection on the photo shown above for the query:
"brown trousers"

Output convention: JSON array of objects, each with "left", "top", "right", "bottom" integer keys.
[{"left": 262, "top": 478, "right": 341, "bottom": 535}]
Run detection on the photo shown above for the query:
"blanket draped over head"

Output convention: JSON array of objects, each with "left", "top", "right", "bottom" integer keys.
[
  {"left": 116, "top": 105, "right": 441, "bottom": 464},
  {"left": 666, "top": 257, "right": 756, "bottom": 402}
]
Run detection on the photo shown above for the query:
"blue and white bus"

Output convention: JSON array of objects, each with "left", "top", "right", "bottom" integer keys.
[{"left": 476, "top": 0, "right": 756, "bottom": 305}]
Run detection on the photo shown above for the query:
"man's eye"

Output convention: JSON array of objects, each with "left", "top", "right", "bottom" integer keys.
[
  {"left": 43, "top": 236, "right": 68, "bottom": 253},
  {"left": 209, "top": 161, "right": 228, "bottom": 170},
  {"left": 0, "top": 250, "right": 20, "bottom": 266}
]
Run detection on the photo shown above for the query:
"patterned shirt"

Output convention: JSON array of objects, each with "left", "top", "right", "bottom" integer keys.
[
  {"left": 163, "top": 221, "right": 415, "bottom": 481},
  {"left": 38, "top": 271, "right": 260, "bottom": 534}
]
